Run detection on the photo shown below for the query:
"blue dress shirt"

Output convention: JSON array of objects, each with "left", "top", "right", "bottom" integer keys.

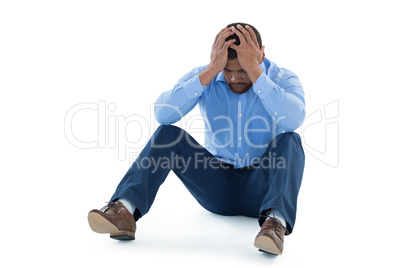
[{"left": 155, "top": 58, "right": 306, "bottom": 168}]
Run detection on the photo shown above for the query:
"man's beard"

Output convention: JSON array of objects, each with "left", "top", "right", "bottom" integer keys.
[{"left": 228, "top": 83, "right": 251, "bottom": 93}]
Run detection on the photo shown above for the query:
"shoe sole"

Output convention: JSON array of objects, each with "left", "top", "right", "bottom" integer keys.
[
  {"left": 254, "top": 236, "right": 282, "bottom": 255},
  {"left": 88, "top": 212, "right": 135, "bottom": 240}
]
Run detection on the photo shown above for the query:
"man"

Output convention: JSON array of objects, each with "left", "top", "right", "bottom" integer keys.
[{"left": 88, "top": 22, "right": 306, "bottom": 255}]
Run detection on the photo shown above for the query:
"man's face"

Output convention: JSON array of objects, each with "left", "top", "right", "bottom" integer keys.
[{"left": 222, "top": 58, "right": 253, "bottom": 94}]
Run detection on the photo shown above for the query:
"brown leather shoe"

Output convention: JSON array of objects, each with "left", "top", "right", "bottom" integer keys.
[
  {"left": 88, "top": 201, "right": 136, "bottom": 240},
  {"left": 254, "top": 214, "right": 289, "bottom": 255}
]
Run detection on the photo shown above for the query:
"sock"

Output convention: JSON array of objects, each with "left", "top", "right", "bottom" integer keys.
[
  {"left": 267, "top": 208, "right": 286, "bottom": 228},
  {"left": 118, "top": 198, "right": 136, "bottom": 215}
]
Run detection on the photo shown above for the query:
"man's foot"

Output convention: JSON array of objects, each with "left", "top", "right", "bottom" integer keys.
[
  {"left": 88, "top": 201, "right": 136, "bottom": 240},
  {"left": 254, "top": 213, "right": 289, "bottom": 255}
]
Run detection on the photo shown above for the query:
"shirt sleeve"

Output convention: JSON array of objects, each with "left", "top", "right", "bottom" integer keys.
[
  {"left": 155, "top": 66, "right": 208, "bottom": 125},
  {"left": 252, "top": 72, "right": 306, "bottom": 132}
]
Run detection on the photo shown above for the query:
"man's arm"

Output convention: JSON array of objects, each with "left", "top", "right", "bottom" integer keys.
[
  {"left": 155, "top": 27, "right": 236, "bottom": 125},
  {"left": 154, "top": 67, "right": 206, "bottom": 125},
  {"left": 229, "top": 24, "right": 305, "bottom": 131},
  {"left": 253, "top": 72, "right": 306, "bottom": 132}
]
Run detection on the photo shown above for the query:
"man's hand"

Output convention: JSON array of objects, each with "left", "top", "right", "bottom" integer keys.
[
  {"left": 200, "top": 27, "right": 236, "bottom": 86},
  {"left": 209, "top": 27, "right": 237, "bottom": 71},
  {"left": 229, "top": 24, "right": 265, "bottom": 83}
]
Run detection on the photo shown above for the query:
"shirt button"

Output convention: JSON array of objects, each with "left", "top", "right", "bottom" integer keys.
[
  {"left": 239, "top": 158, "right": 242, "bottom": 162},
  {"left": 274, "top": 112, "right": 277, "bottom": 115},
  {"left": 239, "top": 114, "right": 242, "bottom": 117},
  {"left": 239, "top": 137, "right": 242, "bottom": 140},
  {"left": 257, "top": 90, "right": 261, "bottom": 93},
  {"left": 194, "top": 92, "right": 198, "bottom": 96},
  {"left": 176, "top": 106, "right": 179, "bottom": 109}
]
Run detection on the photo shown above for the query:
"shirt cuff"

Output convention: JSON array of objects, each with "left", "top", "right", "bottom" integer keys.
[
  {"left": 183, "top": 74, "right": 206, "bottom": 100},
  {"left": 252, "top": 73, "right": 276, "bottom": 99}
]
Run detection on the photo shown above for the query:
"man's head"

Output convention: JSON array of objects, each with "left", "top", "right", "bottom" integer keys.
[
  {"left": 226, "top": 22, "right": 262, "bottom": 60},
  {"left": 223, "top": 22, "right": 264, "bottom": 94}
]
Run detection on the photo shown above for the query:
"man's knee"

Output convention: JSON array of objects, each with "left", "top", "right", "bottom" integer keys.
[
  {"left": 278, "top": 131, "right": 300, "bottom": 139},
  {"left": 149, "top": 125, "right": 184, "bottom": 147},
  {"left": 271, "top": 132, "right": 302, "bottom": 146},
  {"left": 153, "top": 124, "right": 197, "bottom": 148},
  {"left": 157, "top": 124, "right": 182, "bottom": 132},
  {"left": 264, "top": 132, "right": 304, "bottom": 158},
  {"left": 155, "top": 124, "right": 185, "bottom": 138}
]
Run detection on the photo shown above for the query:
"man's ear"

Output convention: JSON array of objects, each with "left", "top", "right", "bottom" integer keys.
[{"left": 260, "top": 46, "right": 266, "bottom": 64}]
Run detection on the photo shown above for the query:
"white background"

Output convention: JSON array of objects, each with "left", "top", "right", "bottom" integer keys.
[{"left": 1, "top": 0, "right": 401, "bottom": 267}]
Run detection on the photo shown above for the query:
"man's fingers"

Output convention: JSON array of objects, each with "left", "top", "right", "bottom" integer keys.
[
  {"left": 224, "top": 39, "right": 237, "bottom": 49},
  {"left": 236, "top": 24, "right": 252, "bottom": 44},
  {"left": 230, "top": 25, "right": 246, "bottom": 45},
  {"left": 245, "top": 25, "right": 258, "bottom": 46},
  {"left": 214, "top": 27, "right": 227, "bottom": 45},
  {"left": 229, "top": 43, "right": 238, "bottom": 51},
  {"left": 217, "top": 27, "right": 234, "bottom": 48}
]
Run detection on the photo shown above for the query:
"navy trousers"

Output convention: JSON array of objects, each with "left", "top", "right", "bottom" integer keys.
[{"left": 111, "top": 125, "right": 305, "bottom": 234}]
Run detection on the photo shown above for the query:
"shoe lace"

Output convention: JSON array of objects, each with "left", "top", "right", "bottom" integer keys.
[
  {"left": 259, "top": 211, "right": 289, "bottom": 235},
  {"left": 100, "top": 202, "right": 121, "bottom": 213}
]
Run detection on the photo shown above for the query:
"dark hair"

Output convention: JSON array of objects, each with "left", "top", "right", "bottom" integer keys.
[{"left": 225, "top": 22, "right": 262, "bottom": 60}]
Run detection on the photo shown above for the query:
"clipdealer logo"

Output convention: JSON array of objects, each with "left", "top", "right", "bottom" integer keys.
[
  {"left": 64, "top": 100, "right": 340, "bottom": 168},
  {"left": 300, "top": 100, "right": 339, "bottom": 168},
  {"left": 64, "top": 101, "right": 153, "bottom": 161}
]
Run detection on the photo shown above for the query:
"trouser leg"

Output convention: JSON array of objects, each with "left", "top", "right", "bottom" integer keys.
[
  {"left": 241, "top": 132, "right": 305, "bottom": 234},
  {"left": 110, "top": 125, "right": 241, "bottom": 221}
]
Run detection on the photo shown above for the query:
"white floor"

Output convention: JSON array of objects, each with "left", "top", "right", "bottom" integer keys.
[{"left": 11, "top": 162, "right": 396, "bottom": 268}]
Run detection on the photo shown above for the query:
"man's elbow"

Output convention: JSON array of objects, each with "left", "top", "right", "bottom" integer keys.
[
  {"left": 281, "top": 107, "right": 306, "bottom": 132},
  {"left": 155, "top": 107, "right": 179, "bottom": 125},
  {"left": 294, "top": 107, "right": 306, "bottom": 130}
]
